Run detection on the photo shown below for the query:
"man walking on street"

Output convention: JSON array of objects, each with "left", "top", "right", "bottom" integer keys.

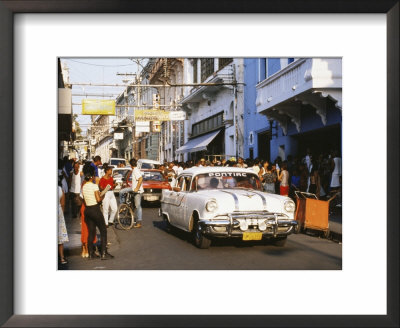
[
  {"left": 119, "top": 158, "right": 144, "bottom": 228},
  {"left": 69, "top": 161, "right": 83, "bottom": 217},
  {"left": 91, "top": 155, "right": 102, "bottom": 184}
]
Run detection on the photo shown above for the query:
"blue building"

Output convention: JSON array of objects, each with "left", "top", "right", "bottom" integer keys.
[{"left": 244, "top": 58, "right": 342, "bottom": 162}]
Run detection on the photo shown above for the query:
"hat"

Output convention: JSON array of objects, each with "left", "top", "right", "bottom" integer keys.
[
  {"left": 200, "top": 158, "right": 205, "bottom": 162},
  {"left": 229, "top": 157, "right": 236, "bottom": 162}
]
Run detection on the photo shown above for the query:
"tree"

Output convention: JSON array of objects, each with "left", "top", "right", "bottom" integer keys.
[{"left": 72, "top": 114, "right": 83, "bottom": 139}]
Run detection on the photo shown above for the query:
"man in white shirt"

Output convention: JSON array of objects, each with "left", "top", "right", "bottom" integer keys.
[{"left": 119, "top": 158, "right": 144, "bottom": 228}]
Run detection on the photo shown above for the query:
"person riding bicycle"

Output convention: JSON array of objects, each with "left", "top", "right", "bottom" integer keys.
[{"left": 119, "top": 158, "right": 143, "bottom": 228}]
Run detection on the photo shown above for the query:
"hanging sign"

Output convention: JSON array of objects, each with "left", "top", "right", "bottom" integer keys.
[
  {"left": 81, "top": 99, "right": 116, "bottom": 115},
  {"left": 114, "top": 133, "right": 124, "bottom": 140},
  {"left": 134, "top": 110, "right": 186, "bottom": 121},
  {"left": 169, "top": 111, "right": 186, "bottom": 121}
]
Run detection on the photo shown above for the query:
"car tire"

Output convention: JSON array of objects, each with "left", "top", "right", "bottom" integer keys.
[
  {"left": 295, "top": 222, "right": 302, "bottom": 234},
  {"left": 193, "top": 220, "right": 211, "bottom": 249},
  {"left": 163, "top": 214, "right": 173, "bottom": 231},
  {"left": 272, "top": 236, "right": 287, "bottom": 247}
]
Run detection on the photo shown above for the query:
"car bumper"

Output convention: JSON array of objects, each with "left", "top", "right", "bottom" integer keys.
[{"left": 199, "top": 212, "right": 297, "bottom": 238}]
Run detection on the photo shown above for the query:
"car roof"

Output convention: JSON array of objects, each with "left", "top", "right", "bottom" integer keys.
[
  {"left": 180, "top": 166, "right": 256, "bottom": 176},
  {"left": 138, "top": 159, "right": 160, "bottom": 164}
]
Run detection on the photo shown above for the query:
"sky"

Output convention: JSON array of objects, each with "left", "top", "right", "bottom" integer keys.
[{"left": 60, "top": 58, "right": 147, "bottom": 135}]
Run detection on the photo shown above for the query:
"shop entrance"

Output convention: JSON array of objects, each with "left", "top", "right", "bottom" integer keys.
[
  {"left": 294, "top": 124, "right": 341, "bottom": 158},
  {"left": 257, "top": 131, "right": 271, "bottom": 161}
]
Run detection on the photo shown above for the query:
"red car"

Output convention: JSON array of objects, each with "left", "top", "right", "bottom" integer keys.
[{"left": 123, "top": 169, "right": 171, "bottom": 202}]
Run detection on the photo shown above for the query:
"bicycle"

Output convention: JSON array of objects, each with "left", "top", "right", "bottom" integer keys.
[{"left": 116, "top": 191, "right": 137, "bottom": 230}]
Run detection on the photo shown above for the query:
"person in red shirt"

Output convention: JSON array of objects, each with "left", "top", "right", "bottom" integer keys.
[{"left": 99, "top": 164, "right": 117, "bottom": 227}]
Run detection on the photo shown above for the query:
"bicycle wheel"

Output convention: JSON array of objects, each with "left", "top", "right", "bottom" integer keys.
[{"left": 116, "top": 203, "right": 135, "bottom": 230}]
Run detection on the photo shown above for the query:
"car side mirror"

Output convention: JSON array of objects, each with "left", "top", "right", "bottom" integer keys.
[{"left": 172, "top": 187, "right": 181, "bottom": 192}]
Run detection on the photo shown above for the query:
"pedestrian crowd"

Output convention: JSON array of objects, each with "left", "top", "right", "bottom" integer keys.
[
  {"left": 58, "top": 155, "right": 117, "bottom": 265},
  {"left": 57, "top": 149, "right": 341, "bottom": 265},
  {"left": 156, "top": 149, "right": 341, "bottom": 200}
]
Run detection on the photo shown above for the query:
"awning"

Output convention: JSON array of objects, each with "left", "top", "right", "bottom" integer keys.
[{"left": 176, "top": 129, "right": 221, "bottom": 154}]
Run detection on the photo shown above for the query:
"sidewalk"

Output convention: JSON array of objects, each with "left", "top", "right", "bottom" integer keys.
[{"left": 63, "top": 212, "right": 119, "bottom": 257}]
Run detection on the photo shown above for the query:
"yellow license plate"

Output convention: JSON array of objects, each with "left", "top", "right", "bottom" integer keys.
[{"left": 242, "top": 232, "right": 263, "bottom": 241}]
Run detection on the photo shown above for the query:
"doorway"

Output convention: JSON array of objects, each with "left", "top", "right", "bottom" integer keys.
[{"left": 257, "top": 131, "right": 271, "bottom": 161}]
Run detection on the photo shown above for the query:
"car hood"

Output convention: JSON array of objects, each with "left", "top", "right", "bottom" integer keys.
[{"left": 197, "top": 189, "right": 290, "bottom": 215}]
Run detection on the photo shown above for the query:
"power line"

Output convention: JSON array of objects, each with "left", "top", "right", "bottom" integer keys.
[{"left": 67, "top": 59, "right": 137, "bottom": 67}]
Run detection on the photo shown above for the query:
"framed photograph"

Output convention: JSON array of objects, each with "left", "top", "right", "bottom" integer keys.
[{"left": 0, "top": 1, "right": 398, "bottom": 327}]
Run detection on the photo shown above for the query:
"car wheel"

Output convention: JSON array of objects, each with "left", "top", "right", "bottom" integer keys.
[
  {"left": 193, "top": 220, "right": 211, "bottom": 249},
  {"left": 163, "top": 214, "right": 173, "bottom": 231},
  {"left": 295, "top": 221, "right": 302, "bottom": 234},
  {"left": 272, "top": 236, "right": 287, "bottom": 247}
]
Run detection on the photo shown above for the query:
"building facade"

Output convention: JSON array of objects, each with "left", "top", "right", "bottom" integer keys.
[
  {"left": 178, "top": 58, "right": 245, "bottom": 162},
  {"left": 251, "top": 58, "right": 342, "bottom": 161},
  {"left": 148, "top": 58, "right": 185, "bottom": 162}
]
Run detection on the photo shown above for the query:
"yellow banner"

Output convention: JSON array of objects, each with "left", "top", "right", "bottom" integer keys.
[
  {"left": 81, "top": 99, "right": 116, "bottom": 115},
  {"left": 134, "top": 109, "right": 170, "bottom": 121}
]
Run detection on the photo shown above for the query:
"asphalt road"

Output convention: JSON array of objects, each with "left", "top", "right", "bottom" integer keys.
[{"left": 65, "top": 204, "right": 342, "bottom": 270}]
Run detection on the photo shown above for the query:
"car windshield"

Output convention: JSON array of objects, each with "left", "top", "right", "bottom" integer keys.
[
  {"left": 112, "top": 169, "right": 129, "bottom": 178},
  {"left": 110, "top": 159, "right": 126, "bottom": 166},
  {"left": 142, "top": 171, "right": 164, "bottom": 181},
  {"left": 141, "top": 163, "right": 160, "bottom": 169},
  {"left": 193, "top": 172, "right": 262, "bottom": 191}
]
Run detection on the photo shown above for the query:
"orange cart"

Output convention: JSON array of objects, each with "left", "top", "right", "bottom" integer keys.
[{"left": 294, "top": 191, "right": 331, "bottom": 238}]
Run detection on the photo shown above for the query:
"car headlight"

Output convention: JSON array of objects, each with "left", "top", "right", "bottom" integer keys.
[
  {"left": 206, "top": 200, "right": 218, "bottom": 212},
  {"left": 284, "top": 200, "right": 296, "bottom": 212}
]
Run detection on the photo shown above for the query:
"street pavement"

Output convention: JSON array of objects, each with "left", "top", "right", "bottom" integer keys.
[{"left": 61, "top": 202, "right": 342, "bottom": 270}]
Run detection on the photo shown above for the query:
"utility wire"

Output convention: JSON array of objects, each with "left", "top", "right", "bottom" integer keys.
[{"left": 67, "top": 59, "right": 137, "bottom": 67}]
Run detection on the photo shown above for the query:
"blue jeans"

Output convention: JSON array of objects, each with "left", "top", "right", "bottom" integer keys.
[{"left": 119, "top": 188, "right": 142, "bottom": 223}]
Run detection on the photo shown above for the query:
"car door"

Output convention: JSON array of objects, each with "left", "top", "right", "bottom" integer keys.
[{"left": 169, "top": 176, "right": 187, "bottom": 226}]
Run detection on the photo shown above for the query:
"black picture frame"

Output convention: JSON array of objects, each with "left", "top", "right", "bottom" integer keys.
[{"left": 0, "top": 1, "right": 398, "bottom": 327}]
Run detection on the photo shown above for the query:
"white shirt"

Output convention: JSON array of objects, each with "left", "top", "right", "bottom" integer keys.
[
  {"left": 131, "top": 167, "right": 144, "bottom": 193},
  {"left": 172, "top": 165, "right": 178, "bottom": 174},
  {"left": 252, "top": 165, "right": 260, "bottom": 174},
  {"left": 70, "top": 171, "right": 82, "bottom": 193},
  {"left": 82, "top": 182, "right": 99, "bottom": 206},
  {"left": 177, "top": 166, "right": 184, "bottom": 175}
]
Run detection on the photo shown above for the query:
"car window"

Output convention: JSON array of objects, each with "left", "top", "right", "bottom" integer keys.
[
  {"left": 177, "top": 176, "right": 185, "bottom": 191},
  {"left": 142, "top": 171, "right": 163, "bottom": 181},
  {"left": 184, "top": 176, "right": 192, "bottom": 192},
  {"left": 141, "top": 163, "right": 154, "bottom": 169}
]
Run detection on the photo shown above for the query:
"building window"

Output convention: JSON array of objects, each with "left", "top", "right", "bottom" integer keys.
[
  {"left": 218, "top": 58, "right": 233, "bottom": 70},
  {"left": 192, "top": 59, "right": 198, "bottom": 83},
  {"left": 201, "top": 58, "right": 215, "bottom": 82},
  {"left": 192, "top": 112, "right": 224, "bottom": 137},
  {"left": 267, "top": 58, "right": 281, "bottom": 77}
]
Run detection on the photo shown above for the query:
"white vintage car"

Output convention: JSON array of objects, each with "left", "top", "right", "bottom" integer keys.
[{"left": 160, "top": 167, "right": 297, "bottom": 248}]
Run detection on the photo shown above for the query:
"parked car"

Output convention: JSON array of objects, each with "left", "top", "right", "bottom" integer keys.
[
  {"left": 160, "top": 167, "right": 297, "bottom": 248},
  {"left": 123, "top": 169, "right": 171, "bottom": 202},
  {"left": 112, "top": 167, "right": 131, "bottom": 194},
  {"left": 109, "top": 157, "right": 128, "bottom": 168}
]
